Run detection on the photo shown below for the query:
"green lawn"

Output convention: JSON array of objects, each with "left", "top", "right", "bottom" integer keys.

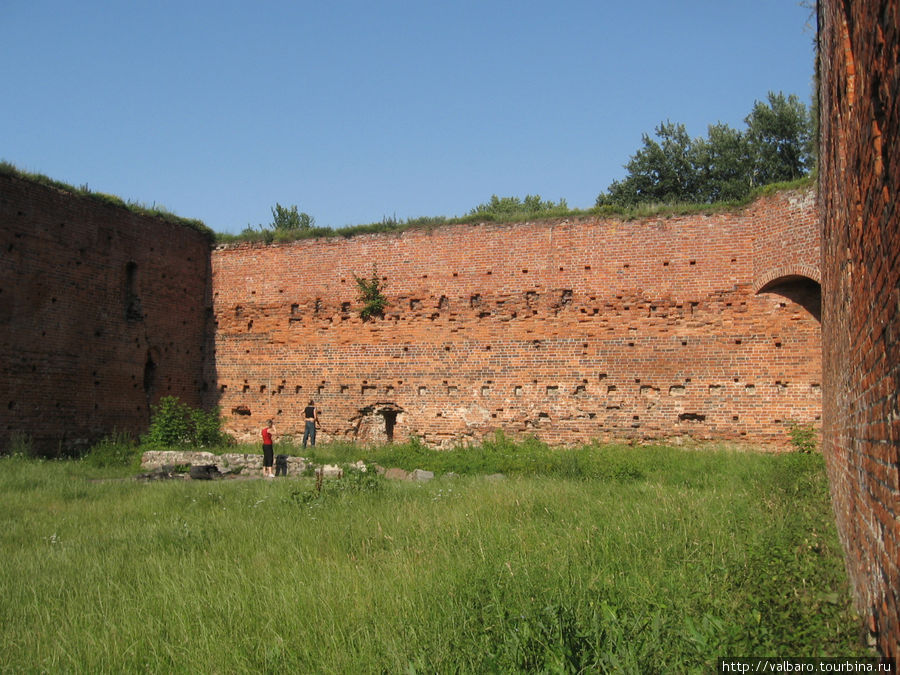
[{"left": 0, "top": 444, "right": 868, "bottom": 673}]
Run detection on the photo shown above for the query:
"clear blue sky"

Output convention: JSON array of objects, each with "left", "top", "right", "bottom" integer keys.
[{"left": 2, "top": 1, "right": 816, "bottom": 234}]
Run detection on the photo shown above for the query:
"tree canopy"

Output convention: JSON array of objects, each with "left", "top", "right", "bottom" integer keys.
[{"left": 596, "top": 92, "right": 814, "bottom": 207}]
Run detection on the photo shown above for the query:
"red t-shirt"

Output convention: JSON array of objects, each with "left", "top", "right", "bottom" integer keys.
[{"left": 261, "top": 427, "right": 272, "bottom": 445}]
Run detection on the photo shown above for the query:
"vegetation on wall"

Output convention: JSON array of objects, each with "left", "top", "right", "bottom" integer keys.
[
  {"left": 596, "top": 92, "right": 815, "bottom": 207},
  {"left": 354, "top": 267, "right": 389, "bottom": 321}
]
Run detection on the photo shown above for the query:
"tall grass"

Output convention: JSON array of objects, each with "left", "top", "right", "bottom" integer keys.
[{"left": 0, "top": 446, "right": 867, "bottom": 672}]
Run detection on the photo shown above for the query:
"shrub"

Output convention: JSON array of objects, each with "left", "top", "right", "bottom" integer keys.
[
  {"left": 788, "top": 423, "right": 818, "bottom": 453},
  {"left": 143, "top": 397, "right": 225, "bottom": 448},
  {"left": 82, "top": 432, "right": 139, "bottom": 468}
]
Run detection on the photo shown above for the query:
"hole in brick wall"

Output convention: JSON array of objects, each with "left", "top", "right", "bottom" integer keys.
[
  {"left": 735, "top": 339, "right": 742, "bottom": 344},
  {"left": 444, "top": 345, "right": 451, "bottom": 351},
  {"left": 584, "top": 265, "right": 591, "bottom": 271},
  {"left": 669, "top": 385, "right": 685, "bottom": 396},
  {"left": 522, "top": 269, "right": 528, "bottom": 274},
  {"left": 733, "top": 416, "right": 739, "bottom": 421},
  {"left": 478, "top": 311, "right": 490, "bottom": 318},
  {"left": 447, "top": 385, "right": 457, "bottom": 393},
  {"left": 418, "top": 386, "right": 427, "bottom": 396},
  {"left": 561, "top": 289, "right": 573, "bottom": 305},
  {"left": 811, "top": 383, "right": 821, "bottom": 389},
  {"left": 731, "top": 258, "right": 737, "bottom": 263},
  {"left": 452, "top": 272, "right": 458, "bottom": 277},
  {"left": 514, "top": 386, "right": 523, "bottom": 396},
  {"left": 220, "top": 385, "right": 227, "bottom": 393},
  {"left": 526, "top": 291, "right": 538, "bottom": 306},
  {"left": 232, "top": 406, "right": 251, "bottom": 416},
  {"left": 574, "top": 385, "right": 586, "bottom": 395},
  {"left": 679, "top": 413, "right": 706, "bottom": 422},
  {"left": 341, "top": 302, "right": 351, "bottom": 313},
  {"left": 340, "top": 385, "right": 349, "bottom": 393},
  {"left": 690, "top": 260, "right": 696, "bottom": 265},
  {"left": 247, "top": 320, "right": 253, "bottom": 330},
  {"left": 623, "top": 264, "right": 630, "bottom": 268},
  {"left": 259, "top": 385, "right": 266, "bottom": 393},
  {"left": 485, "top": 345, "right": 491, "bottom": 350},
  {"left": 410, "top": 299, "right": 422, "bottom": 310},
  {"left": 598, "top": 373, "right": 607, "bottom": 381},
  {"left": 682, "top": 340, "right": 687, "bottom": 346},
  {"left": 663, "top": 261, "right": 669, "bottom": 267},
  {"left": 538, "top": 412, "right": 549, "bottom": 418},
  {"left": 243, "top": 384, "right": 250, "bottom": 393},
  {"left": 774, "top": 341, "right": 782, "bottom": 348},
  {"left": 438, "top": 295, "right": 449, "bottom": 310},
  {"left": 607, "top": 385, "right": 617, "bottom": 393},
  {"left": 291, "top": 303, "right": 299, "bottom": 315},
  {"left": 469, "top": 294, "right": 481, "bottom": 308},
  {"left": 546, "top": 385, "right": 558, "bottom": 395},
  {"left": 481, "top": 386, "right": 490, "bottom": 396},
  {"left": 362, "top": 385, "right": 376, "bottom": 394},
  {"left": 295, "top": 385, "right": 302, "bottom": 393}
]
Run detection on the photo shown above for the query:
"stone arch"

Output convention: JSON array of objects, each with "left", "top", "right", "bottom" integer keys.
[{"left": 756, "top": 271, "right": 821, "bottom": 323}]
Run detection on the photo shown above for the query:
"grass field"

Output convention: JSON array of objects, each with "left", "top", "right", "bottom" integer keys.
[{"left": 0, "top": 441, "right": 869, "bottom": 672}]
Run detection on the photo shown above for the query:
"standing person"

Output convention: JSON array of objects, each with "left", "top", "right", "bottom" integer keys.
[
  {"left": 261, "top": 419, "right": 275, "bottom": 478},
  {"left": 302, "top": 400, "right": 319, "bottom": 448}
]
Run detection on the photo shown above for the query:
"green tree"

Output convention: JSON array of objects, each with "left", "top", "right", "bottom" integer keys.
[
  {"left": 597, "top": 121, "right": 696, "bottom": 206},
  {"left": 744, "top": 91, "right": 814, "bottom": 186},
  {"left": 596, "top": 92, "right": 814, "bottom": 208},
  {"left": 691, "top": 122, "right": 752, "bottom": 202}
]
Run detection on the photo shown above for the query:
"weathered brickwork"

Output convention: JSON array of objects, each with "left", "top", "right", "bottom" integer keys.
[
  {"left": 210, "top": 188, "right": 821, "bottom": 449},
  {"left": 819, "top": 0, "right": 900, "bottom": 655},
  {"left": 0, "top": 173, "right": 211, "bottom": 455}
]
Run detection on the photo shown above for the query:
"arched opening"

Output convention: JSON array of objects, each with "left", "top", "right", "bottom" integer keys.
[{"left": 758, "top": 275, "right": 821, "bottom": 322}]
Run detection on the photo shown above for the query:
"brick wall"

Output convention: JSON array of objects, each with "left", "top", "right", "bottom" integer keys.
[
  {"left": 819, "top": 0, "right": 900, "bottom": 656},
  {"left": 210, "top": 188, "right": 821, "bottom": 449},
  {"left": 0, "top": 173, "right": 212, "bottom": 455}
]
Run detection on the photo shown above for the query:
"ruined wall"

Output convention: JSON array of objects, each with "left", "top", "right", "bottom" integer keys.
[
  {"left": 819, "top": 0, "right": 900, "bottom": 656},
  {"left": 210, "top": 188, "right": 821, "bottom": 449},
  {"left": 0, "top": 173, "right": 212, "bottom": 455}
]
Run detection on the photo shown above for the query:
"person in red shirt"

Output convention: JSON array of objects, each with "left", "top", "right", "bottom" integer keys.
[{"left": 261, "top": 420, "right": 275, "bottom": 478}]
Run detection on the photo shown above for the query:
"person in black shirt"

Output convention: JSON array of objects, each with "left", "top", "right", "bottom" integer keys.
[{"left": 302, "top": 400, "right": 320, "bottom": 447}]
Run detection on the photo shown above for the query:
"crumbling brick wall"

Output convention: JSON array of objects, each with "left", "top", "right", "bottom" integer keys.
[
  {"left": 819, "top": 0, "right": 900, "bottom": 656},
  {"left": 0, "top": 173, "right": 212, "bottom": 455},
  {"left": 210, "top": 188, "right": 821, "bottom": 449}
]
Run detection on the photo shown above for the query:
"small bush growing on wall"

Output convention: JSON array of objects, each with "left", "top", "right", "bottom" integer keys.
[
  {"left": 354, "top": 267, "right": 389, "bottom": 321},
  {"left": 143, "top": 396, "right": 225, "bottom": 448}
]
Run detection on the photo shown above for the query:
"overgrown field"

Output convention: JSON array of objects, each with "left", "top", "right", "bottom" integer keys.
[{"left": 0, "top": 443, "right": 869, "bottom": 672}]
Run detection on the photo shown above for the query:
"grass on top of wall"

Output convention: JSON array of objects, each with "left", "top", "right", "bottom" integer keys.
[
  {"left": 0, "top": 160, "right": 213, "bottom": 238},
  {"left": 0, "top": 440, "right": 870, "bottom": 672},
  {"left": 214, "top": 176, "right": 816, "bottom": 245}
]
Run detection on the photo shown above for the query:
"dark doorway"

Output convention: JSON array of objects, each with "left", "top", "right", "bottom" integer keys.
[{"left": 382, "top": 409, "right": 398, "bottom": 443}]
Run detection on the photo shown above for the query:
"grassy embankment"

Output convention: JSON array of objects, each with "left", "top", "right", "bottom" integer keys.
[{"left": 0, "top": 439, "right": 868, "bottom": 672}]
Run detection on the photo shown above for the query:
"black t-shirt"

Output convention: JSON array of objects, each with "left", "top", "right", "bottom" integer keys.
[{"left": 304, "top": 406, "right": 316, "bottom": 420}]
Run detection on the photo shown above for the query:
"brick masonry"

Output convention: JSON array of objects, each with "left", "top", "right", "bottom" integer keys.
[
  {"left": 0, "top": 173, "right": 212, "bottom": 455},
  {"left": 819, "top": 0, "right": 900, "bottom": 656},
  {"left": 209, "top": 188, "right": 821, "bottom": 449}
]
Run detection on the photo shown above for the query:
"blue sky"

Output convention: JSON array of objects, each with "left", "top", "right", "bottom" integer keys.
[{"left": 2, "top": 1, "right": 816, "bottom": 234}]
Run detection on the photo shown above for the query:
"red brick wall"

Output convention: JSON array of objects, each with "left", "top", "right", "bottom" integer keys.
[
  {"left": 210, "top": 188, "right": 821, "bottom": 449},
  {"left": 819, "top": 0, "right": 900, "bottom": 656},
  {"left": 0, "top": 173, "right": 212, "bottom": 455}
]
